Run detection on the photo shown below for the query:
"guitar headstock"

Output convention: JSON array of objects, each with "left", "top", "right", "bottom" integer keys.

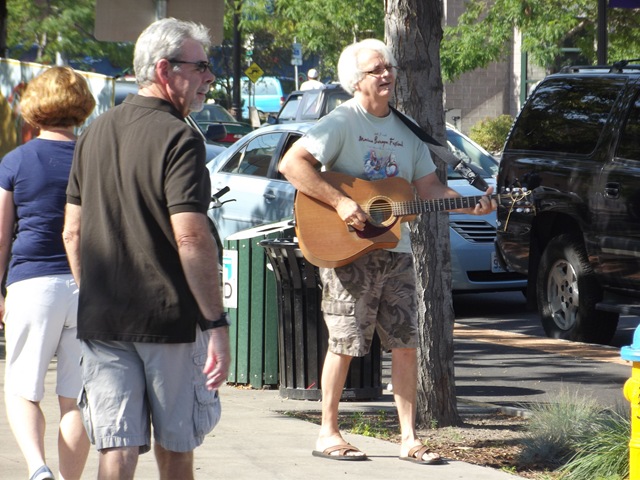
[
  {"left": 499, "top": 187, "right": 535, "bottom": 231},
  {"left": 499, "top": 187, "right": 534, "bottom": 214}
]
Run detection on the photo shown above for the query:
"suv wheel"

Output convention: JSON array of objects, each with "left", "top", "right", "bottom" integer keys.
[{"left": 536, "top": 234, "right": 618, "bottom": 344}]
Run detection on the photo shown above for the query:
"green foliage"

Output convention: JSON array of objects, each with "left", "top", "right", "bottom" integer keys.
[
  {"left": 238, "top": 0, "right": 383, "bottom": 77},
  {"left": 519, "top": 390, "right": 630, "bottom": 480},
  {"left": 559, "top": 408, "right": 629, "bottom": 480},
  {"left": 346, "top": 411, "right": 395, "bottom": 440},
  {"left": 518, "top": 391, "right": 601, "bottom": 469},
  {"left": 6, "top": 0, "right": 133, "bottom": 72},
  {"left": 469, "top": 115, "right": 514, "bottom": 153},
  {"left": 441, "top": 0, "right": 640, "bottom": 81}
]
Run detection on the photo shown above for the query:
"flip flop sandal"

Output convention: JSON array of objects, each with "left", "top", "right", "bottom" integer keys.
[
  {"left": 312, "top": 443, "right": 368, "bottom": 461},
  {"left": 399, "top": 445, "right": 444, "bottom": 465}
]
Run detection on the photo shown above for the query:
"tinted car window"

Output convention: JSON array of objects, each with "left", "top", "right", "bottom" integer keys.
[
  {"left": 192, "top": 104, "right": 236, "bottom": 123},
  {"left": 278, "top": 95, "right": 302, "bottom": 122},
  {"left": 325, "top": 92, "right": 351, "bottom": 113},
  {"left": 221, "top": 132, "right": 282, "bottom": 177},
  {"left": 506, "top": 77, "right": 625, "bottom": 154},
  {"left": 300, "top": 91, "right": 323, "bottom": 118},
  {"left": 447, "top": 131, "right": 498, "bottom": 178},
  {"left": 617, "top": 92, "right": 640, "bottom": 161}
]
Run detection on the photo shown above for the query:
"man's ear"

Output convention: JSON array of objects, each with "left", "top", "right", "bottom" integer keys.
[{"left": 155, "top": 59, "right": 171, "bottom": 85}]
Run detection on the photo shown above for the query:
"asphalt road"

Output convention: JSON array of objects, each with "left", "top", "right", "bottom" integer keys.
[{"left": 451, "top": 291, "right": 639, "bottom": 412}]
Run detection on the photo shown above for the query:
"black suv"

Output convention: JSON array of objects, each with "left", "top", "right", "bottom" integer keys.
[
  {"left": 266, "top": 84, "right": 352, "bottom": 124},
  {"left": 496, "top": 63, "right": 640, "bottom": 344}
]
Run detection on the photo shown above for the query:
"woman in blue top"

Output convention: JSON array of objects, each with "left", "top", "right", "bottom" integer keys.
[{"left": 0, "top": 66, "right": 95, "bottom": 480}]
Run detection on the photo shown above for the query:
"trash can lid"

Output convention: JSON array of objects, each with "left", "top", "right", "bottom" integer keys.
[{"left": 225, "top": 220, "right": 294, "bottom": 241}]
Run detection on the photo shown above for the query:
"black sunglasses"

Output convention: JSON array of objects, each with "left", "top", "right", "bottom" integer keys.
[{"left": 169, "top": 60, "right": 213, "bottom": 74}]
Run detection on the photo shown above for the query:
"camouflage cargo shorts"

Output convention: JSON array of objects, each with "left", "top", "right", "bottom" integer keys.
[{"left": 319, "top": 250, "right": 419, "bottom": 357}]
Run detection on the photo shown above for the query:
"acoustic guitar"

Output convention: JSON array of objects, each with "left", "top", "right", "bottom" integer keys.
[{"left": 294, "top": 171, "right": 531, "bottom": 268}]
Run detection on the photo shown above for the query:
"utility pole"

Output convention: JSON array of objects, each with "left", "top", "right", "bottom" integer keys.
[
  {"left": 0, "top": 0, "right": 6, "bottom": 58},
  {"left": 232, "top": 0, "right": 242, "bottom": 121},
  {"left": 597, "top": 0, "right": 607, "bottom": 65}
]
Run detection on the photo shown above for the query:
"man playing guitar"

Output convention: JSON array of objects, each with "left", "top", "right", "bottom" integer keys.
[{"left": 279, "top": 38, "right": 495, "bottom": 464}]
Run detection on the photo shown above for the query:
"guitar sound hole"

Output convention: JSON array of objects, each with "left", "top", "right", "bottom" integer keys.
[{"left": 367, "top": 198, "right": 393, "bottom": 226}]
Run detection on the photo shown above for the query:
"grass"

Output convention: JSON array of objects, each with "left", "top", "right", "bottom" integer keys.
[
  {"left": 558, "top": 408, "right": 629, "bottom": 480},
  {"left": 283, "top": 409, "right": 398, "bottom": 441},
  {"left": 348, "top": 410, "right": 395, "bottom": 440},
  {"left": 518, "top": 389, "right": 630, "bottom": 480},
  {"left": 518, "top": 390, "right": 601, "bottom": 469}
]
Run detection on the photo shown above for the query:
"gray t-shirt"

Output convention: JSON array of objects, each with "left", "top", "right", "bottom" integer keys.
[{"left": 298, "top": 98, "right": 436, "bottom": 253}]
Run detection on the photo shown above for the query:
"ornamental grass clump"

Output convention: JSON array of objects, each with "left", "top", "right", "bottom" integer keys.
[
  {"left": 558, "top": 407, "right": 629, "bottom": 480},
  {"left": 518, "top": 390, "right": 601, "bottom": 469}
]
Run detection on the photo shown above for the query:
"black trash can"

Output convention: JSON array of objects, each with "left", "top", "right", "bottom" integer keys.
[{"left": 260, "top": 238, "right": 382, "bottom": 401}]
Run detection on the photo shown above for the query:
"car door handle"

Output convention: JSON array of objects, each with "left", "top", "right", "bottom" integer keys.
[
  {"left": 604, "top": 182, "right": 620, "bottom": 198},
  {"left": 264, "top": 191, "right": 276, "bottom": 201}
]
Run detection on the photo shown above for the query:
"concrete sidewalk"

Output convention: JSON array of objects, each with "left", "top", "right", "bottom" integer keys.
[{"left": 0, "top": 357, "right": 523, "bottom": 479}]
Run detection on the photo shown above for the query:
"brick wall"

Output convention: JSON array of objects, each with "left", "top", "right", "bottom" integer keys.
[{"left": 443, "top": 0, "right": 520, "bottom": 135}]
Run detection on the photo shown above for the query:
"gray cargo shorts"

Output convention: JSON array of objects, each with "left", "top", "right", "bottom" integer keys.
[
  {"left": 319, "top": 250, "right": 419, "bottom": 356},
  {"left": 78, "top": 328, "right": 221, "bottom": 454}
]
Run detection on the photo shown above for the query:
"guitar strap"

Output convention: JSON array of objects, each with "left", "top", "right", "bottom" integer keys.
[{"left": 388, "top": 105, "right": 489, "bottom": 192}]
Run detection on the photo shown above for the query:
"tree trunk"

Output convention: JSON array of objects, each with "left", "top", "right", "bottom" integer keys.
[{"left": 385, "top": 0, "right": 461, "bottom": 428}]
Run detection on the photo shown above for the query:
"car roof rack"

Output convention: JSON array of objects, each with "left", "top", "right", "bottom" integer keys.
[{"left": 560, "top": 59, "right": 640, "bottom": 74}]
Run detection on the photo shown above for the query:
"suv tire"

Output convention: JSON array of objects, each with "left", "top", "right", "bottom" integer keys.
[{"left": 536, "top": 234, "right": 618, "bottom": 344}]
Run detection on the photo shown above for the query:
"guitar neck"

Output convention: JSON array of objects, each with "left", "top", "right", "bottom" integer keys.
[{"left": 394, "top": 194, "right": 498, "bottom": 216}]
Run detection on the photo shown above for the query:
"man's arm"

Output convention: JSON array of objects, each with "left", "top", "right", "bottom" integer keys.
[
  {"left": 279, "top": 143, "right": 368, "bottom": 229},
  {"left": 62, "top": 203, "right": 83, "bottom": 286},
  {"left": 170, "top": 211, "right": 230, "bottom": 390}
]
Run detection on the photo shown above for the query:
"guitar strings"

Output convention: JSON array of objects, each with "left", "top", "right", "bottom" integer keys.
[
  {"left": 358, "top": 191, "right": 531, "bottom": 228},
  {"left": 359, "top": 197, "right": 486, "bottom": 215}
]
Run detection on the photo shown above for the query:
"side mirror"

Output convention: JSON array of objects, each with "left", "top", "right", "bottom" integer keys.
[
  {"left": 205, "top": 124, "right": 227, "bottom": 142},
  {"left": 266, "top": 114, "right": 277, "bottom": 125}
]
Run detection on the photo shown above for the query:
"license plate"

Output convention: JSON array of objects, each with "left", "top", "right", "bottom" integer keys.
[{"left": 491, "top": 252, "right": 506, "bottom": 273}]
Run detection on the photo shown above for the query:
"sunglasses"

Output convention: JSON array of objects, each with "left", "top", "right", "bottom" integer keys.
[
  {"left": 363, "top": 64, "right": 397, "bottom": 77},
  {"left": 169, "top": 60, "right": 213, "bottom": 74}
]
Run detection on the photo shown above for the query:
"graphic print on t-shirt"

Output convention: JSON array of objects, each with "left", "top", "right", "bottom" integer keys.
[{"left": 359, "top": 131, "right": 401, "bottom": 180}]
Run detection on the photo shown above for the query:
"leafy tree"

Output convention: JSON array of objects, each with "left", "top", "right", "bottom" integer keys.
[
  {"left": 441, "top": 0, "right": 640, "bottom": 81},
  {"left": 212, "top": 0, "right": 384, "bottom": 112},
  {"left": 6, "top": 0, "right": 133, "bottom": 72},
  {"left": 238, "top": 0, "right": 384, "bottom": 77}
]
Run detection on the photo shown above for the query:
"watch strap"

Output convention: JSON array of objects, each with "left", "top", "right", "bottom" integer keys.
[{"left": 199, "top": 312, "right": 230, "bottom": 330}]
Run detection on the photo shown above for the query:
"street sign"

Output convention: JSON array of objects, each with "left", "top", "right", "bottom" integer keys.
[
  {"left": 245, "top": 62, "right": 264, "bottom": 83},
  {"left": 292, "top": 42, "right": 302, "bottom": 59},
  {"left": 291, "top": 42, "right": 302, "bottom": 66}
]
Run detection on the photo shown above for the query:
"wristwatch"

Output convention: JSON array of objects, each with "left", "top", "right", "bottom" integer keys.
[{"left": 200, "top": 312, "right": 230, "bottom": 330}]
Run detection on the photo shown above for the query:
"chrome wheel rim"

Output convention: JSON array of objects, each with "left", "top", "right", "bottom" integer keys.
[{"left": 546, "top": 259, "right": 579, "bottom": 330}]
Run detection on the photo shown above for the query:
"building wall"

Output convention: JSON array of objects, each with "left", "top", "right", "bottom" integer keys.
[{"left": 443, "top": 0, "right": 521, "bottom": 135}]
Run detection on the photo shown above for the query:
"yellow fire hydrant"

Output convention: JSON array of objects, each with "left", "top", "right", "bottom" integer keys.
[{"left": 622, "top": 332, "right": 640, "bottom": 480}]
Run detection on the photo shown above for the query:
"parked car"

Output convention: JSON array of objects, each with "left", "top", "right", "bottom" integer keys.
[
  {"left": 114, "top": 80, "right": 226, "bottom": 157},
  {"left": 206, "top": 122, "right": 526, "bottom": 293},
  {"left": 191, "top": 103, "right": 252, "bottom": 144},
  {"left": 496, "top": 62, "right": 640, "bottom": 344},
  {"left": 267, "top": 84, "right": 352, "bottom": 124}
]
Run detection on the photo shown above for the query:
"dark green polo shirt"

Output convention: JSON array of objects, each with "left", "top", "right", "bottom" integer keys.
[{"left": 67, "top": 94, "right": 211, "bottom": 343}]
